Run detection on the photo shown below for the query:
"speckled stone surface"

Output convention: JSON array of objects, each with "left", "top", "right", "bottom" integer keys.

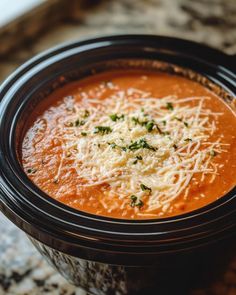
[{"left": 0, "top": 0, "right": 236, "bottom": 294}]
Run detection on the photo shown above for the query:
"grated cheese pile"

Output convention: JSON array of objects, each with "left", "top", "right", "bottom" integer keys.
[{"left": 56, "top": 87, "right": 227, "bottom": 215}]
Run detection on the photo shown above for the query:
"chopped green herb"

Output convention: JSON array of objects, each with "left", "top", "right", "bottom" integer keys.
[
  {"left": 184, "top": 138, "right": 192, "bottom": 142},
  {"left": 174, "top": 117, "right": 182, "bottom": 122},
  {"left": 162, "top": 120, "right": 166, "bottom": 126},
  {"left": 130, "top": 195, "right": 137, "bottom": 206},
  {"left": 94, "top": 126, "right": 112, "bottom": 135},
  {"left": 83, "top": 110, "right": 90, "bottom": 118},
  {"left": 137, "top": 200, "right": 144, "bottom": 208},
  {"left": 132, "top": 117, "right": 149, "bottom": 127},
  {"left": 184, "top": 121, "right": 189, "bottom": 127},
  {"left": 155, "top": 124, "right": 163, "bottom": 134},
  {"left": 27, "top": 168, "right": 37, "bottom": 174},
  {"left": 140, "top": 183, "right": 152, "bottom": 193},
  {"left": 81, "top": 132, "right": 87, "bottom": 136},
  {"left": 132, "top": 117, "right": 141, "bottom": 125},
  {"left": 110, "top": 114, "right": 117, "bottom": 121},
  {"left": 133, "top": 155, "right": 143, "bottom": 164},
  {"left": 132, "top": 116, "right": 162, "bottom": 134},
  {"left": 166, "top": 102, "right": 174, "bottom": 111},
  {"left": 109, "top": 114, "right": 124, "bottom": 122},
  {"left": 128, "top": 138, "right": 157, "bottom": 152},
  {"left": 130, "top": 195, "right": 144, "bottom": 208},
  {"left": 108, "top": 142, "right": 127, "bottom": 151},
  {"left": 108, "top": 139, "right": 156, "bottom": 153},
  {"left": 145, "top": 121, "right": 154, "bottom": 132},
  {"left": 75, "top": 119, "right": 85, "bottom": 127}
]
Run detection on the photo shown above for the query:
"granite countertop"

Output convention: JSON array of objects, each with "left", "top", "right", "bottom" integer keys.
[{"left": 0, "top": 0, "right": 236, "bottom": 294}]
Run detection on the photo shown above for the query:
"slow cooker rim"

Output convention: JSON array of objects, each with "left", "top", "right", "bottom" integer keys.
[{"left": 0, "top": 34, "right": 235, "bottom": 250}]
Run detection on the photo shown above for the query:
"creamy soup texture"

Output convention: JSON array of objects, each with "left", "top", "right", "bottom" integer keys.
[{"left": 21, "top": 70, "right": 236, "bottom": 219}]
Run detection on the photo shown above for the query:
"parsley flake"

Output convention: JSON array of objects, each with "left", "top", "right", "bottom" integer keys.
[
  {"left": 75, "top": 119, "right": 85, "bottom": 127},
  {"left": 140, "top": 183, "right": 152, "bottom": 193},
  {"left": 145, "top": 121, "right": 154, "bottom": 132},
  {"left": 133, "top": 155, "right": 143, "bottom": 164},
  {"left": 174, "top": 117, "right": 182, "bottom": 122},
  {"left": 184, "top": 121, "right": 189, "bottom": 127},
  {"left": 130, "top": 195, "right": 144, "bottom": 208},
  {"left": 94, "top": 126, "right": 112, "bottom": 135},
  {"left": 155, "top": 124, "right": 163, "bottom": 134},
  {"left": 109, "top": 114, "right": 124, "bottom": 122},
  {"left": 128, "top": 138, "right": 157, "bottom": 152},
  {"left": 83, "top": 110, "right": 90, "bottom": 118},
  {"left": 166, "top": 102, "right": 174, "bottom": 111},
  {"left": 27, "top": 168, "right": 37, "bottom": 174},
  {"left": 132, "top": 117, "right": 162, "bottom": 134}
]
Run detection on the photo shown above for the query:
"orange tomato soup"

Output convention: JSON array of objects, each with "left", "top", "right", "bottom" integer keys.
[{"left": 21, "top": 70, "right": 236, "bottom": 219}]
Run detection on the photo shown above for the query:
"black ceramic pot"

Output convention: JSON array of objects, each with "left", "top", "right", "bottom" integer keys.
[{"left": 0, "top": 35, "right": 235, "bottom": 295}]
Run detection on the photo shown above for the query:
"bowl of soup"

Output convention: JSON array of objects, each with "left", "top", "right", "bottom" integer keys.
[{"left": 0, "top": 35, "right": 235, "bottom": 294}]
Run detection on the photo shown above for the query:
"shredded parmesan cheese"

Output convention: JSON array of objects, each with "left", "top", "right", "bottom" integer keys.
[{"left": 55, "top": 87, "right": 226, "bottom": 214}]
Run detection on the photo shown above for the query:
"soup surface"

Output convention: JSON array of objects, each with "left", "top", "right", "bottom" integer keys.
[{"left": 21, "top": 70, "right": 236, "bottom": 219}]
